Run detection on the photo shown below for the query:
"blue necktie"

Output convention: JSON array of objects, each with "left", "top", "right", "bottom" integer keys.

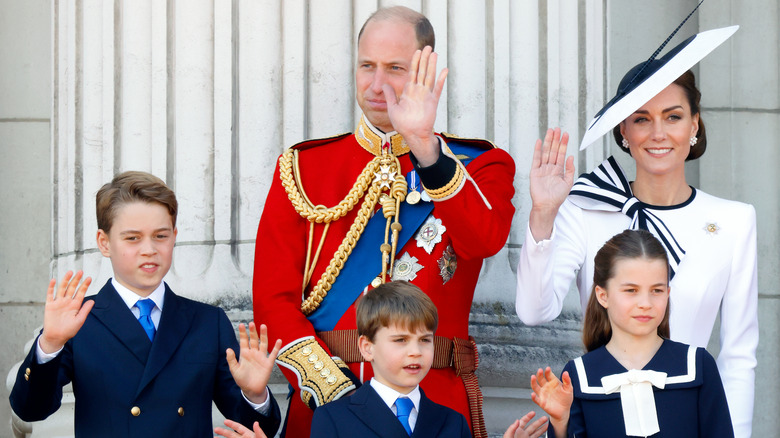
[
  {"left": 395, "top": 397, "right": 414, "bottom": 436},
  {"left": 135, "top": 299, "right": 156, "bottom": 342}
]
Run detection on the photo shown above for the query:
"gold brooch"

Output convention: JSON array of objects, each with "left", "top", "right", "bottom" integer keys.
[{"left": 703, "top": 222, "right": 720, "bottom": 236}]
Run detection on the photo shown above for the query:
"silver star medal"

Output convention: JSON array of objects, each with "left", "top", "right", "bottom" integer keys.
[
  {"left": 415, "top": 215, "right": 446, "bottom": 254},
  {"left": 392, "top": 252, "right": 424, "bottom": 281}
]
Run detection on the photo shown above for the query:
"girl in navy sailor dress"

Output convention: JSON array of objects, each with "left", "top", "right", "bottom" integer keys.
[{"left": 530, "top": 230, "right": 734, "bottom": 438}]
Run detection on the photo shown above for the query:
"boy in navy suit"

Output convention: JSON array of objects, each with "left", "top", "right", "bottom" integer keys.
[
  {"left": 9, "top": 171, "right": 281, "bottom": 437},
  {"left": 308, "top": 282, "right": 549, "bottom": 438}
]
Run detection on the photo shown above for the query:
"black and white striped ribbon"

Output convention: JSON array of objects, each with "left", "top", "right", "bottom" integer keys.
[{"left": 568, "top": 156, "right": 685, "bottom": 276}]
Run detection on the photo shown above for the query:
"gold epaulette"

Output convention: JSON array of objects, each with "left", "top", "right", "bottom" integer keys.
[{"left": 275, "top": 337, "right": 357, "bottom": 408}]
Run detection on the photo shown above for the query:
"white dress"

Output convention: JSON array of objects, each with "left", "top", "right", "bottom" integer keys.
[{"left": 515, "top": 160, "right": 758, "bottom": 438}]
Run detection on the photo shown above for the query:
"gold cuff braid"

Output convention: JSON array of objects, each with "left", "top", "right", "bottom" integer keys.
[{"left": 276, "top": 337, "right": 356, "bottom": 408}]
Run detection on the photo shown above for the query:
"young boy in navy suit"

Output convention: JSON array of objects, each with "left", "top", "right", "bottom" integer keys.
[
  {"left": 9, "top": 171, "right": 281, "bottom": 437},
  {"left": 307, "top": 281, "right": 550, "bottom": 438}
]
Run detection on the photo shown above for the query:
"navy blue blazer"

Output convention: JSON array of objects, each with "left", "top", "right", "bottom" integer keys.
[
  {"left": 310, "top": 383, "right": 470, "bottom": 438},
  {"left": 9, "top": 280, "right": 280, "bottom": 437}
]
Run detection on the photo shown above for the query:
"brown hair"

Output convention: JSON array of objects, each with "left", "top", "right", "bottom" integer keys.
[
  {"left": 357, "top": 6, "right": 435, "bottom": 51},
  {"left": 357, "top": 281, "right": 438, "bottom": 342},
  {"left": 96, "top": 171, "right": 178, "bottom": 233},
  {"left": 582, "top": 229, "right": 671, "bottom": 352},
  {"left": 613, "top": 69, "right": 707, "bottom": 161}
]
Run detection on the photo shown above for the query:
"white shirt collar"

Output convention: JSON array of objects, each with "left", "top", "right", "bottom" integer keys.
[
  {"left": 369, "top": 378, "right": 421, "bottom": 412},
  {"left": 111, "top": 278, "right": 166, "bottom": 312}
]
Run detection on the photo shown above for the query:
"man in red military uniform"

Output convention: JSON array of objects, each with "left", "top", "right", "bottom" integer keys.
[{"left": 253, "top": 6, "right": 515, "bottom": 437}]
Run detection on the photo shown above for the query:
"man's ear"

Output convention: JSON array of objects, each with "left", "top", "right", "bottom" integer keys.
[
  {"left": 96, "top": 229, "right": 111, "bottom": 257},
  {"left": 595, "top": 285, "right": 609, "bottom": 309},
  {"left": 358, "top": 335, "right": 374, "bottom": 362}
]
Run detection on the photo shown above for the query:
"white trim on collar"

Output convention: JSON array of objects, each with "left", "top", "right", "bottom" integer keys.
[{"left": 574, "top": 345, "right": 697, "bottom": 394}]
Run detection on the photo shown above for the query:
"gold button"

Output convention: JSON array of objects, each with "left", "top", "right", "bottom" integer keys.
[
  {"left": 177, "top": 407, "right": 184, "bottom": 416},
  {"left": 24, "top": 374, "right": 29, "bottom": 381},
  {"left": 25, "top": 368, "right": 31, "bottom": 375},
  {"left": 131, "top": 406, "right": 141, "bottom": 416},
  {"left": 320, "top": 368, "right": 331, "bottom": 378},
  {"left": 301, "top": 346, "right": 313, "bottom": 356},
  {"left": 314, "top": 361, "right": 324, "bottom": 371},
  {"left": 326, "top": 375, "right": 337, "bottom": 385},
  {"left": 308, "top": 354, "right": 319, "bottom": 363}
]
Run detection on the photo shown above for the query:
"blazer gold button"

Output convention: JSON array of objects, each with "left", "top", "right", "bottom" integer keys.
[
  {"left": 131, "top": 406, "right": 141, "bottom": 416},
  {"left": 24, "top": 374, "right": 29, "bottom": 381},
  {"left": 178, "top": 407, "right": 184, "bottom": 416},
  {"left": 25, "top": 368, "right": 31, "bottom": 375}
]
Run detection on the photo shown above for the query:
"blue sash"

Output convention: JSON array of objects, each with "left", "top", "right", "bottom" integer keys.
[{"left": 307, "top": 142, "right": 489, "bottom": 331}]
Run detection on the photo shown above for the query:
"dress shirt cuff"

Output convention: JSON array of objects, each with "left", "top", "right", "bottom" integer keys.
[
  {"left": 35, "top": 336, "right": 63, "bottom": 365},
  {"left": 242, "top": 387, "right": 271, "bottom": 415}
]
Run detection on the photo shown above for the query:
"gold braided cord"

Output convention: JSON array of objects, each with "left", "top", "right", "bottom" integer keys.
[
  {"left": 279, "top": 149, "right": 382, "bottom": 223},
  {"left": 301, "top": 182, "right": 382, "bottom": 315},
  {"left": 279, "top": 146, "right": 407, "bottom": 315}
]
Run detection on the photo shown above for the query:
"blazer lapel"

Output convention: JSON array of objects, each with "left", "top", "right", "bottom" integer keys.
[
  {"left": 348, "top": 385, "right": 410, "bottom": 438},
  {"left": 135, "top": 285, "right": 195, "bottom": 396},
  {"left": 89, "top": 280, "right": 153, "bottom": 365},
  {"left": 411, "top": 389, "right": 447, "bottom": 438}
]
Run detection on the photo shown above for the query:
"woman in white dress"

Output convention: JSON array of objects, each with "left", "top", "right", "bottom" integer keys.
[{"left": 514, "top": 26, "right": 757, "bottom": 437}]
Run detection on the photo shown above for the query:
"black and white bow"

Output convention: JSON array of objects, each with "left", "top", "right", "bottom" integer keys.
[{"left": 568, "top": 156, "right": 685, "bottom": 276}]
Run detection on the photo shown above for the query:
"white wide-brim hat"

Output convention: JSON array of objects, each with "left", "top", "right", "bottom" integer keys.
[{"left": 579, "top": 25, "right": 739, "bottom": 151}]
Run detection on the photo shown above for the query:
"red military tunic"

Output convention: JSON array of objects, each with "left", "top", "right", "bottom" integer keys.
[{"left": 253, "top": 116, "right": 515, "bottom": 437}]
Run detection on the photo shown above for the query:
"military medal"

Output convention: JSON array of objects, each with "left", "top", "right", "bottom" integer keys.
[
  {"left": 415, "top": 215, "right": 446, "bottom": 254},
  {"left": 406, "top": 171, "right": 422, "bottom": 205},
  {"left": 374, "top": 164, "right": 396, "bottom": 190},
  {"left": 438, "top": 244, "right": 457, "bottom": 284},
  {"left": 391, "top": 252, "right": 424, "bottom": 281}
]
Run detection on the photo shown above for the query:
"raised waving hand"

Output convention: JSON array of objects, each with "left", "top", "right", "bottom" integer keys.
[
  {"left": 39, "top": 271, "right": 94, "bottom": 354},
  {"left": 529, "top": 128, "right": 575, "bottom": 241}
]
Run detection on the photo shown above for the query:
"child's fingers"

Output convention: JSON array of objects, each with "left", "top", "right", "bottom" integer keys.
[
  {"left": 46, "top": 279, "right": 57, "bottom": 302},
  {"left": 562, "top": 371, "right": 573, "bottom": 390},
  {"left": 527, "top": 415, "right": 549, "bottom": 438},
  {"left": 225, "top": 348, "right": 238, "bottom": 370},
  {"left": 74, "top": 276, "right": 92, "bottom": 301},
  {"left": 268, "top": 339, "right": 282, "bottom": 361},
  {"left": 252, "top": 322, "right": 265, "bottom": 350},
  {"left": 518, "top": 411, "right": 536, "bottom": 427},
  {"left": 247, "top": 322, "right": 260, "bottom": 350},
  {"left": 530, "top": 370, "right": 547, "bottom": 392},
  {"left": 55, "top": 271, "right": 74, "bottom": 300},
  {"left": 65, "top": 271, "right": 84, "bottom": 298},
  {"left": 543, "top": 366, "right": 558, "bottom": 383},
  {"left": 237, "top": 323, "right": 249, "bottom": 349}
]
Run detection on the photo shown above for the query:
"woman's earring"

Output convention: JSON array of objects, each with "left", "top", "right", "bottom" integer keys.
[
  {"left": 621, "top": 138, "right": 630, "bottom": 149},
  {"left": 689, "top": 136, "right": 698, "bottom": 146}
]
